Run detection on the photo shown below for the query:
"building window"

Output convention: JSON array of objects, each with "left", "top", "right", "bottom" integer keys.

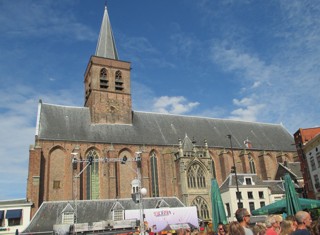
[
  {"left": 187, "top": 164, "right": 206, "bottom": 188},
  {"left": 191, "top": 196, "right": 210, "bottom": 220},
  {"left": 0, "top": 210, "right": 4, "bottom": 227},
  {"left": 258, "top": 191, "right": 264, "bottom": 199},
  {"left": 6, "top": 209, "right": 22, "bottom": 226},
  {"left": 62, "top": 212, "right": 74, "bottom": 224},
  {"left": 100, "top": 68, "right": 109, "bottom": 89},
  {"left": 187, "top": 168, "right": 196, "bottom": 188},
  {"left": 150, "top": 151, "right": 159, "bottom": 197},
  {"left": 100, "top": 68, "right": 107, "bottom": 78},
  {"left": 225, "top": 203, "right": 231, "bottom": 217},
  {"left": 247, "top": 191, "right": 253, "bottom": 199},
  {"left": 53, "top": 180, "right": 60, "bottom": 189},
  {"left": 197, "top": 168, "right": 206, "bottom": 188},
  {"left": 113, "top": 209, "right": 124, "bottom": 221},
  {"left": 115, "top": 70, "right": 123, "bottom": 91},
  {"left": 211, "top": 160, "right": 216, "bottom": 179},
  {"left": 317, "top": 154, "right": 320, "bottom": 168},
  {"left": 249, "top": 156, "right": 256, "bottom": 174},
  {"left": 236, "top": 191, "right": 242, "bottom": 199},
  {"left": 86, "top": 150, "right": 100, "bottom": 200},
  {"left": 245, "top": 177, "right": 252, "bottom": 185},
  {"left": 249, "top": 202, "right": 255, "bottom": 212},
  {"left": 310, "top": 157, "right": 316, "bottom": 171},
  {"left": 314, "top": 174, "right": 320, "bottom": 190},
  {"left": 260, "top": 201, "right": 265, "bottom": 208}
]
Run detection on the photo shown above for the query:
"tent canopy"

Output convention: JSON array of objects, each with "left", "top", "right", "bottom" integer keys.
[{"left": 252, "top": 198, "right": 320, "bottom": 216}]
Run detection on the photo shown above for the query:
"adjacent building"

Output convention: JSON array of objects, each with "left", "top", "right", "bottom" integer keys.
[
  {"left": 294, "top": 127, "right": 320, "bottom": 198},
  {"left": 220, "top": 173, "right": 301, "bottom": 222},
  {"left": 21, "top": 197, "right": 191, "bottom": 235},
  {"left": 26, "top": 6, "right": 297, "bottom": 222},
  {"left": 0, "top": 199, "right": 32, "bottom": 235},
  {"left": 302, "top": 133, "right": 320, "bottom": 199}
]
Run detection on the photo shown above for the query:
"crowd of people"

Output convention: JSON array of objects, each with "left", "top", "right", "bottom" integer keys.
[{"left": 153, "top": 208, "right": 319, "bottom": 235}]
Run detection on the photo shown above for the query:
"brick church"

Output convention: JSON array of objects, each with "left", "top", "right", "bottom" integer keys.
[{"left": 26, "top": 6, "right": 296, "bottom": 219}]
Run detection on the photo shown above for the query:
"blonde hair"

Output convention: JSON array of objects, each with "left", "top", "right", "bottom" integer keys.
[
  {"left": 229, "top": 221, "right": 245, "bottom": 235},
  {"left": 252, "top": 223, "right": 266, "bottom": 235},
  {"left": 280, "top": 220, "right": 294, "bottom": 235}
]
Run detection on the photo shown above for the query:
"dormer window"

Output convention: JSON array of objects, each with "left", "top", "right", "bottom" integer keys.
[
  {"left": 115, "top": 70, "right": 124, "bottom": 91},
  {"left": 62, "top": 212, "right": 75, "bottom": 224},
  {"left": 244, "top": 177, "right": 254, "bottom": 185},
  {"left": 113, "top": 209, "right": 124, "bottom": 221}
]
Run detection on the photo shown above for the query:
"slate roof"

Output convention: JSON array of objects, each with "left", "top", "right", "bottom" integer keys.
[
  {"left": 219, "top": 173, "right": 300, "bottom": 194},
  {"left": 280, "top": 162, "right": 303, "bottom": 178},
  {"left": 95, "top": 6, "right": 118, "bottom": 59},
  {"left": 219, "top": 173, "right": 270, "bottom": 193},
  {"left": 23, "top": 197, "right": 185, "bottom": 234},
  {"left": 37, "top": 102, "right": 295, "bottom": 152},
  {"left": 0, "top": 198, "right": 31, "bottom": 206}
]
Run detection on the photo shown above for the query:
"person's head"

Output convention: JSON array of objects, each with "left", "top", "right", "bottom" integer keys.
[
  {"left": 274, "top": 215, "right": 283, "bottom": 228},
  {"left": 235, "top": 208, "right": 251, "bottom": 224},
  {"left": 295, "top": 211, "right": 312, "bottom": 228},
  {"left": 217, "top": 223, "right": 226, "bottom": 235},
  {"left": 252, "top": 223, "right": 266, "bottom": 235},
  {"left": 229, "top": 221, "right": 245, "bottom": 235},
  {"left": 265, "top": 215, "right": 277, "bottom": 229},
  {"left": 285, "top": 215, "right": 297, "bottom": 231},
  {"left": 280, "top": 220, "right": 294, "bottom": 235}
]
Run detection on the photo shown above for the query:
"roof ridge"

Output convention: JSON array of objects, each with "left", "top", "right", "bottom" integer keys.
[{"left": 133, "top": 110, "right": 286, "bottom": 127}]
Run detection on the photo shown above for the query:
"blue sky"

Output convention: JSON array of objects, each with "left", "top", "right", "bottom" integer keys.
[{"left": 0, "top": 0, "right": 319, "bottom": 200}]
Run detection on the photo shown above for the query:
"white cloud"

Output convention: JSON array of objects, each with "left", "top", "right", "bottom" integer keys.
[
  {"left": 229, "top": 104, "right": 265, "bottom": 122},
  {"left": 153, "top": 96, "right": 200, "bottom": 115},
  {"left": 208, "top": 3, "right": 320, "bottom": 133}
]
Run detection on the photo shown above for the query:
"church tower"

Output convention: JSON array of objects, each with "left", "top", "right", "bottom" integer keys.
[{"left": 84, "top": 6, "right": 132, "bottom": 124}]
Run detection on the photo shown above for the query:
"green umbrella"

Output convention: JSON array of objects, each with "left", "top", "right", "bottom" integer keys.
[
  {"left": 252, "top": 198, "right": 320, "bottom": 215},
  {"left": 211, "top": 179, "right": 227, "bottom": 232},
  {"left": 284, "top": 174, "right": 302, "bottom": 215}
]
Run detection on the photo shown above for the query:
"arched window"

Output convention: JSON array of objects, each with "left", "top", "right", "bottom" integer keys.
[
  {"left": 100, "top": 68, "right": 107, "bottom": 78},
  {"left": 115, "top": 70, "right": 124, "bottom": 91},
  {"left": 187, "top": 164, "right": 206, "bottom": 188},
  {"left": 150, "top": 151, "right": 159, "bottom": 197},
  {"left": 197, "top": 168, "right": 206, "bottom": 188},
  {"left": 249, "top": 155, "right": 256, "bottom": 174},
  {"left": 100, "top": 68, "right": 108, "bottom": 89},
  {"left": 191, "top": 196, "right": 210, "bottom": 220},
  {"left": 86, "top": 150, "right": 100, "bottom": 199},
  {"left": 187, "top": 166, "right": 196, "bottom": 188},
  {"left": 211, "top": 159, "right": 216, "bottom": 179}
]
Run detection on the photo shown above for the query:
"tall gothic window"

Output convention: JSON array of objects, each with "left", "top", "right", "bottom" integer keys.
[
  {"left": 150, "top": 151, "right": 159, "bottom": 197},
  {"left": 86, "top": 150, "right": 100, "bottom": 199},
  {"left": 187, "top": 164, "right": 206, "bottom": 188},
  {"left": 249, "top": 155, "right": 256, "bottom": 174},
  {"left": 191, "top": 196, "right": 210, "bottom": 220},
  {"left": 187, "top": 166, "right": 196, "bottom": 188},
  {"left": 211, "top": 159, "right": 216, "bottom": 179},
  {"left": 197, "top": 168, "right": 206, "bottom": 188}
]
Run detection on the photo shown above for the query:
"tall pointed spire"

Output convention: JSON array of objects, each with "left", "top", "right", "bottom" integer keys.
[{"left": 95, "top": 6, "right": 119, "bottom": 60}]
